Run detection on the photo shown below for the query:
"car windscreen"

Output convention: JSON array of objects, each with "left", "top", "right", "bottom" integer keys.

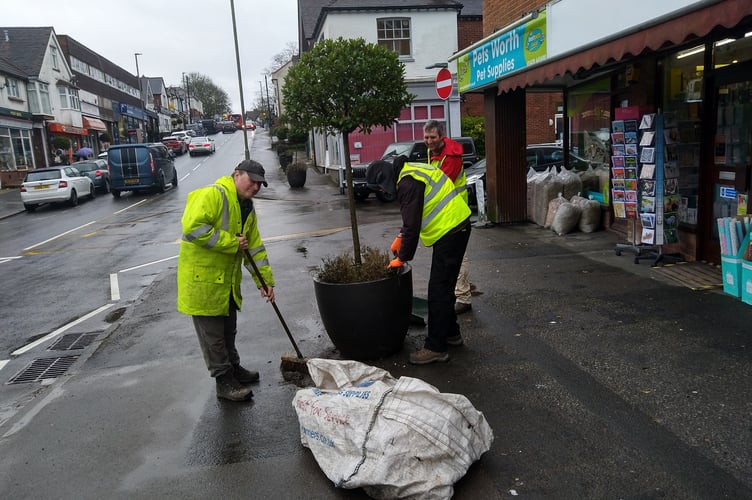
[{"left": 25, "top": 170, "right": 61, "bottom": 181}]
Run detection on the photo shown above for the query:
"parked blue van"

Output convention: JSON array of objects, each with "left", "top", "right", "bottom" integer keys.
[{"left": 107, "top": 143, "right": 178, "bottom": 198}]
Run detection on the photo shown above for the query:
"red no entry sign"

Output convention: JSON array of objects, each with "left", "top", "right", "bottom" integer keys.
[{"left": 435, "top": 68, "right": 452, "bottom": 100}]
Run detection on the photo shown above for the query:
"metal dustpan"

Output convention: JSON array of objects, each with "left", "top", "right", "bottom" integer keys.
[{"left": 411, "top": 296, "right": 428, "bottom": 326}]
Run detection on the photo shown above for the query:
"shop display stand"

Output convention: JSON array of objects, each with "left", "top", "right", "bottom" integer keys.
[
  {"left": 633, "top": 111, "right": 683, "bottom": 266},
  {"left": 611, "top": 109, "right": 656, "bottom": 260}
]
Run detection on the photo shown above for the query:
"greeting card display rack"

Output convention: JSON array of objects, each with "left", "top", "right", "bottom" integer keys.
[{"left": 612, "top": 110, "right": 682, "bottom": 265}]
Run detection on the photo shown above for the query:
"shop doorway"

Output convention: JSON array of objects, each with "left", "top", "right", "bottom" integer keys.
[{"left": 703, "top": 62, "right": 752, "bottom": 263}]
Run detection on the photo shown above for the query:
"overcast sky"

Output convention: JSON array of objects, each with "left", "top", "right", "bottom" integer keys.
[{"left": 4, "top": 0, "right": 298, "bottom": 113}]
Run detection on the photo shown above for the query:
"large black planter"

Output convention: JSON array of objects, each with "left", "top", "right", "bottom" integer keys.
[
  {"left": 313, "top": 265, "right": 412, "bottom": 360},
  {"left": 286, "top": 168, "right": 307, "bottom": 188}
]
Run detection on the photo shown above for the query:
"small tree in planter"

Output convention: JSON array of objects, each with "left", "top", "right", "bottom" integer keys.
[
  {"left": 283, "top": 37, "right": 414, "bottom": 268},
  {"left": 283, "top": 37, "right": 415, "bottom": 359}
]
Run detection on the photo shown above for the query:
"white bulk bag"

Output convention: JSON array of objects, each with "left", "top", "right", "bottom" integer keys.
[{"left": 293, "top": 358, "right": 494, "bottom": 499}]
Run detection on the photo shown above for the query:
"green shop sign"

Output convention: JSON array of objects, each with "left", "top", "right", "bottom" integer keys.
[{"left": 457, "top": 11, "right": 547, "bottom": 93}]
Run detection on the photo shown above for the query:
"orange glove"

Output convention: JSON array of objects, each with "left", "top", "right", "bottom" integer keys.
[
  {"left": 390, "top": 235, "right": 402, "bottom": 256},
  {"left": 388, "top": 257, "right": 404, "bottom": 269}
]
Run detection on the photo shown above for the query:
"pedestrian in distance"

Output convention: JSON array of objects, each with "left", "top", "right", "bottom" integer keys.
[
  {"left": 367, "top": 155, "right": 472, "bottom": 365},
  {"left": 423, "top": 120, "right": 473, "bottom": 315},
  {"left": 177, "top": 159, "right": 276, "bottom": 401}
]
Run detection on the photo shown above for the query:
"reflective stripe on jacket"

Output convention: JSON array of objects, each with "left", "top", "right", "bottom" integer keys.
[
  {"left": 429, "top": 138, "right": 468, "bottom": 203},
  {"left": 398, "top": 162, "right": 471, "bottom": 247},
  {"left": 177, "top": 175, "right": 274, "bottom": 316}
]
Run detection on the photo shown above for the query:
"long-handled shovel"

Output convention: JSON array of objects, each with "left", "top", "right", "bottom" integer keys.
[{"left": 242, "top": 248, "right": 308, "bottom": 375}]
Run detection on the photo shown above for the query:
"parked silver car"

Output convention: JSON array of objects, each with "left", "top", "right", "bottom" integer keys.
[{"left": 20, "top": 165, "right": 96, "bottom": 212}]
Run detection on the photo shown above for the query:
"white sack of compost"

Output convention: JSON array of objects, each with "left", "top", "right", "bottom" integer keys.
[
  {"left": 544, "top": 193, "right": 567, "bottom": 229},
  {"left": 292, "top": 358, "right": 494, "bottom": 499},
  {"left": 578, "top": 197, "right": 602, "bottom": 233},
  {"left": 551, "top": 201, "right": 582, "bottom": 235},
  {"left": 554, "top": 167, "right": 583, "bottom": 201},
  {"left": 532, "top": 169, "right": 563, "bottom": 227}
]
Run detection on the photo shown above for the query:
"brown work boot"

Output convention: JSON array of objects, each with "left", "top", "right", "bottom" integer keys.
[
  {"left": 454, "top": 302, "right": 472, "bottom": 315},
  {"left": 232, "top": 364, "right": 260, "bottom": 385},
  {"left": 409, "top": 348, "right": 449, "bottom": 365},
  {"left": 215, "top": 372, "right": 253, "bottom": 401}
]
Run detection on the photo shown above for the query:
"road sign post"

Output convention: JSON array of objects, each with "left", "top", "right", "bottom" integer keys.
[{"left": 435, "top": 68, "right": 453, "bottom": 135}]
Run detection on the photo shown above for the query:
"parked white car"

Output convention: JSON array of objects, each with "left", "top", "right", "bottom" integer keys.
[{"left": 20, "top": 165, "right": 96, "bottom": 212}]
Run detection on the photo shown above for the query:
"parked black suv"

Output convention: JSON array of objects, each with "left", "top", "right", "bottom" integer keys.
[{"left": 350, "top": 137, "right": 478, "bottom": 201}]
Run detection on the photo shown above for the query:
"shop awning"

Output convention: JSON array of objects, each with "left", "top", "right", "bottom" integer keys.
[
  {"left": 82, "top": 116, "right": 108, "bottom": 131},
  {"left": 47, "top": 122, "right": 86, "bottom": 135},
  {"left": 498, "top": 0, "right": 752, "bottom": 94}
]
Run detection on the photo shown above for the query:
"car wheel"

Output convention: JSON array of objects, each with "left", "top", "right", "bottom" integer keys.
[
  {"left": 375, "top": 191, "right": 396, "bottom": 203},
  {"left": 112, "top": 189, "right": 121, "bottom": 198},
  {"left": 172, "top": 168, "right": 179, "bottom": 187},
  {"left": 189, "top": 152, "right": 194, "bottom": 157},
  {"left": 68, "top": 189, "right": 79, "bottom": 207},
  {"left": 353, "top": 190, "right": 369, "bottom": 201},
  {"left": 89, "top": 182, "right": 96, "bottom": 200},
  {"left": 24, "top": 203, "right": 37, "bottom": 212},
  {"left": 157, "top": 172, "right": 166, "bottom": 193},
  {"left": 103, "top": 179, "right": 111, "bottom": 194}
]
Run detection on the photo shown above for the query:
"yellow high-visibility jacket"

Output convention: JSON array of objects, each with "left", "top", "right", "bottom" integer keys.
[
  {"left": 398, "top": 162, "right": 471, "bottom": 247},
  {"left": 177, "top": 175, "right": 273, "bottom": 316}
]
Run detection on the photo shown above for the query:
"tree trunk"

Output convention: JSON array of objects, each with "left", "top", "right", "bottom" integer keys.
[{"left": 342, "top": 133, "right": 362, "bottom": 266}]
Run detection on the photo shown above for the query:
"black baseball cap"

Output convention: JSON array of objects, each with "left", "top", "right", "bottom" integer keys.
[{"left": 235, "top": 159, "right": 268, "bottom": 186}]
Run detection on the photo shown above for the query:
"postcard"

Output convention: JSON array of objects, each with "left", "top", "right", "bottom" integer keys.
[
  {"left": 613, "top": 201, "right": 626, "bottom": 219},
  {"left": 611, "top": 155, "right": 625, "bottom": 168},
  {"left": 641, "top": 228, "right": 655, "bottom": 244},
  {"left": 639, "top": 131, "right": 655, "bottom": 146},
  {"left": 640, "top": 147, "right": 655, "bottom": 163},
  {"left": 611, "top": 132, "right": 625, "bottom": 144},
  {"left": 612, "top": 189, "right": 626, "bottom": 201},
  {"left": 664, "top": 194, "right": 680, "bottom": 212},
  {"left": 624, "top": 156, "right": 638, "bottom": 168},
  {"left": 626, "top": 190, "right": 638, "bottom": 202},
  {"left": 624, "top": 120, "right": 638, "bottom": 133},
  {"left": 640, "top": 212, "right": 656, "bottom": 229},
  {"left": 612, "top": 167, "right": 625, "bottom": 179},
  {"left": 639, "top": 114, "right": 655, "bottom": 130},
  {"left": 612, "top": 144, "right": 626, "bottom": 156},
  {"left": 612, "top": 179, "right": 626, "bottom": 190},
  {"left": 625, "top": 179, "right": 638, "bottom": 191},
  {"left": 641, "top": 196, "right": 656, "bottom": 213},
  {"left": 626, "top": 202, "right": 638, "bottom": 219},
  {"left": 664, "top": 127, "right": 680, "bottom": 144},
  {"left": 626, "top": 167, "right": 638, "bottom": 179},
  {"left": 665, "top": 178, "right": 679, "bottom": 195},
  {"left": 640, "top": 164, "right": 655, "bottom": 179},
  {"left": 664, "top": 164, "right": 680, "bottom": 178},
  {"left": 625, "top": 143, "right": 638, "bottom": 156},
  {"left": 612, "top": 120, "right": 625, "bottom": 133},
  {"left": 625, "top": 131, "right": 638, "bottom": 144},
  {"left": 640, "top": 180, "right": 656, "bottom": 197}
]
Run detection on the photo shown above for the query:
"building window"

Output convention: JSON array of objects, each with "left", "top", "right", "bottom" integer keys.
[
  {"left": 28, "top": 81, "right": 52, "bottom": 115},
  {"left": 51, "top": 46, "right": 59, "bottom": 70},
  {"left": 8, "top": 78, "right": 20, "bottom": 98},
  {"left": 0, "top": 127, "right": 34, "bottom": 171},
  {"left": 377, "top": 18, "right": 411, "bottom": 57},
  {"left": 58, "top": 85, "right": 81, "bottom": 110}
]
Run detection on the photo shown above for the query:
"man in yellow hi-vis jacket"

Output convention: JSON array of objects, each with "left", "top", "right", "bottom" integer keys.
[
  {"left": 178, "top": 159, "right": 275, "bottom": 401},
  {"left": 367, "top": 156, "right": 471, "bottom": 365}
]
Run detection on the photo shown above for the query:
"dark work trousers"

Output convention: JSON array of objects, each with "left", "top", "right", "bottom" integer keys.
[
  {"left": 192, "top": 297, "right": 240, "bottom": 378},
  {"left": 424, "top": 221, "right": 471, "bottom": 352}
]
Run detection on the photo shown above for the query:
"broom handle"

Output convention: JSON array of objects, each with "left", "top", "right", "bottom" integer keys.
[{"left": 243, "top": 248, "right": 304, "bottom": 359}]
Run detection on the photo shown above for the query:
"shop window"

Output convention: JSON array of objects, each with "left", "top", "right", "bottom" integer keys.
[
  {"left": 662, "top": 47, "right": 704, "bottom": 228},
  {"left": 0, "top": 132, "right": 12, "bottom": 171},
  {"left": 567, "top": 76, "right": 611, "bottom": 167},
  {"left": 377, "top": 18, "right": 412, "bottom": 57},
  {"left": 713, "top": 32, "right": 752, "bottom": 69}
]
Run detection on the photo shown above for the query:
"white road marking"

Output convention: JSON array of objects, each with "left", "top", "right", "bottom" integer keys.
[
  {"left": 0, "top": 256, "right": 22, "bottom": 264},
  {"left": 114, "top": 199, "right": 147, "bottom": 215},
  {"left": 110, "top": 273, "right": 120, "bottom": 301},
  {"left": 11, "top": 303, "right": 114, "bottom": 356},
  {"left": 180, "top": 172, "right": 190, "bottom": 181},
  {"left": 23, "top": 221, "right": 97, "bottom": 251},
  {"left": 192, "top": 164, "right": 201, "bottom": 171},
  {"left": 120, "top": 254, "right": 178, "bottom": 273},
  {"left": 0, "top": 359, "right": 8, "bottom": 371}
]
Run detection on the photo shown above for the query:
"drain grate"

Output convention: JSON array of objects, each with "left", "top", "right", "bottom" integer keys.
[
  {"left": 48, "top": 333, "right": 98, "bottom": 351},
  {"left": 7, "top": 356, "right": 79, "bottom": 384}
]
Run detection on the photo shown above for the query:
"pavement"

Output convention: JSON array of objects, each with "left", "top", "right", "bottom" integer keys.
[
  {"left": 1, "top": 133, "right": 751, "bottom": 498},
  {"left": 0, "top": 185, "right": 24, "bottom": 219}
]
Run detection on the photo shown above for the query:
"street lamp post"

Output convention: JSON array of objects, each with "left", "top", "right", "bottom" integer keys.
[
  {"left": 230, "top": 0, "right": 250, "bottom": 160},
  {"left": 182, "top": 72, "right": 192, "bottom": 126},
  {"left": 135, "top": 52, "right": 144, "bottom": 142}
]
